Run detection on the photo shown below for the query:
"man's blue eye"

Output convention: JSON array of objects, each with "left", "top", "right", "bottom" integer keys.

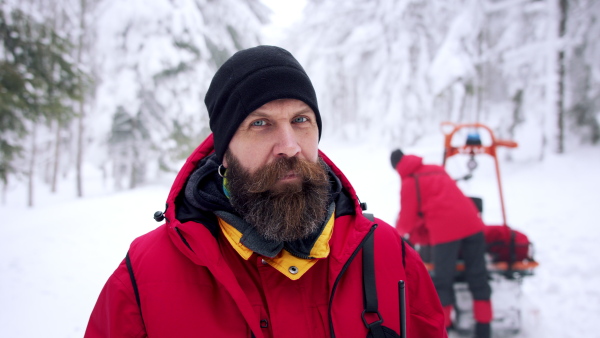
[
  {"left": 293, "top": 116, "right": 308, "bottom": 123},
  {"left": 252, "top": 120, "right": 266, "bottom": 126}
]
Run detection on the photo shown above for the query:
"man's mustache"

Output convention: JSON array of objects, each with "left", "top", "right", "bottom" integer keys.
[{"left": 246, "top": 157, "right": 318, "bottom": 193}]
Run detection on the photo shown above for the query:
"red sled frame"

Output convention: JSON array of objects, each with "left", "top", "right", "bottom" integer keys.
[
  {"left": 437, "top": 122, "right": 539, "bottom": 335},
  {"left": 438, "top": 122, "right": 538, "bottom": 276}
]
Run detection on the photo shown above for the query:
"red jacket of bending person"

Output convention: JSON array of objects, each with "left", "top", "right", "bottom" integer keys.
[
  {"left": 392, "top": 152, "right": 484, "bottom": 245},
  {"left": 390, "top": 149, "right": 492, "bottom": 338}
]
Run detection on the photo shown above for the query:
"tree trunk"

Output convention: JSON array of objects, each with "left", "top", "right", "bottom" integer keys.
[
  {"left": 51, "top": 121, "right": 61, "bottom": 193},
  {"left": 75, "top": 0, "right": 88, "bottom": 198},
  {"left": 556, "top": 0, "right": 568, "bottom": 154},
  {"left": 27, "top": 123, "right": 37, "bottom": 208},
  {"left": 76, "top": 100, "right": 85, "bottom": 197},
  {"left": 475, "top": 29, "right": 484, "bottom": 124}
]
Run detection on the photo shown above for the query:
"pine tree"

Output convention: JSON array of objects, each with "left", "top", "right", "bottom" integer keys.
[
  {"left": 0, "top": 6, "right": 85, "bottom": 187},
  {"left": 108, "top": 105, "right": 150, "bottom": 190}
]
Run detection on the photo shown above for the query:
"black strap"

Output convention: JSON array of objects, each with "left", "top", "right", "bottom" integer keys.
[
  {"left": 362, "top": 229, "right": 386, "bottom": 338},
  {"left": 412, "top": 175, "right": 424, "bottom": 218},
  {"left": 363, "top": 231, "right": 378, "bottom": 313},
  {"left": 125, "top": 252, "right": 146, "bottom": 328},
  {"left": 362, "top": 213, "right": 406, "bottom": 338},
  {"left": 401, "top": 240, "right": 406, "bottom": 269},
  {"left": 365, "top": 212, "right": 406, "bottom": 269}
]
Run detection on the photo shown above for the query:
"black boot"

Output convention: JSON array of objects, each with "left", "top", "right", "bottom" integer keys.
[{"left": 474, "top": 322, "right": 490, "bottom": 338}]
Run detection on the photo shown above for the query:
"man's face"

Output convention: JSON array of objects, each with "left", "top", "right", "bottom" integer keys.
[
  {"left": 221, "top": 99, "right": 328, "bottom": 242},
  {"left": 223, "top": 153, "right": 330, "bottom": 242},
  {"left": 223, "top": 99, "right": 319, "bottom": 192}
]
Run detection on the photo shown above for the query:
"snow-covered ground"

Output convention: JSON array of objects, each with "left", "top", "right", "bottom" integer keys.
[{"left": 1, "top": 136, "right": 599, "bottom": 337}]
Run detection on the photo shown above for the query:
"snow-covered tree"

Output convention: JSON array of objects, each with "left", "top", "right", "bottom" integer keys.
[
  {"left": 287, "top": 0, "right": 462, "bottom": 146},
  {"left": 108, "top": 105, "right": 150, "bottom": 190},
  {"left": 563, "top": 0, "right": 600, "bottom": 146},
  {"left": 287, "top": 0, "right": 599, "bottom": 160},
  {"left": 96, "top": 0, "right": 269, "bottom": 188},
  {"left": 0, "top": 3, "right": 87, "bottom": 205}
]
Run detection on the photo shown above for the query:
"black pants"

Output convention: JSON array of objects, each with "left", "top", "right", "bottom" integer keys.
[{"left": 428, "top": 231, "right": 491, "bottom": 306}]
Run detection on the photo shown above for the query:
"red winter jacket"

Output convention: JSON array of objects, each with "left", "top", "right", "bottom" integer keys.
[
  {"left": 395, "top": 155, "right": 484, "bottom": 245},
  {"left": 85, "top": 135, "right": 447, "bottom": 338}
]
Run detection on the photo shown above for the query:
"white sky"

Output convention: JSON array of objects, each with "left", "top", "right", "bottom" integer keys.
[{"left": 260, "top": 0, "right": 307, "bottom": 44}]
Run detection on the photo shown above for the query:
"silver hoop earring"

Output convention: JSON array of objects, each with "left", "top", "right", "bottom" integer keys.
[{"left": 218, "top": 164, "right": 226, "bottom": 178}]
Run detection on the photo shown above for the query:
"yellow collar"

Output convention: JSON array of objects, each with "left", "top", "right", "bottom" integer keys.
[{"left": 218, "top": 212, "right": 335, "bottom": 280}]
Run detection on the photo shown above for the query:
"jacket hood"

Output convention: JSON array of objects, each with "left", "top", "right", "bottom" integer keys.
[
  {"left": 161, "top": 134, "right": 367, "bottom": 264},
  {"left": 396, "top": 154, "right": 423, "bottom": 177}
]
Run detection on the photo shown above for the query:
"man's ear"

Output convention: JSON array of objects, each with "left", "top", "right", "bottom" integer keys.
[{"left": 222, "top": 154, "right": 228, "bottom": 168}]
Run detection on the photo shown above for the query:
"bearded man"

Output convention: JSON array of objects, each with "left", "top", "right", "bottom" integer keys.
[{"left": 85, "top": 45, "right": 447, "bottom": 338}]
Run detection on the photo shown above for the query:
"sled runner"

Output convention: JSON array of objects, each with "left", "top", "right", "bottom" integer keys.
[{"left": 436, "top": 122, "right": 538, "bottom": 335}]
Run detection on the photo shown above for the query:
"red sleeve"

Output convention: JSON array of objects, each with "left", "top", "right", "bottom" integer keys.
[
  {"left": 396, "top": 177, "right": 421, "bottom": 239},
  {"left": 404, "top": 244, "right": 448, "bottom": 338},
  {"left": 84, "top": 259, "right": 147, "bottom": 338}
]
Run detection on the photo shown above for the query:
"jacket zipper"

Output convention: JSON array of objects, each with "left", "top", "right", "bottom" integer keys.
[{"left": 328, "top": 224, "right": 377, "bottom": 338}]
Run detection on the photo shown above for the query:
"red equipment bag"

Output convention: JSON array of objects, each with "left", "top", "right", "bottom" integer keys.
[{"left": 483, "top": 225, "right": 532, "bottom": 263}]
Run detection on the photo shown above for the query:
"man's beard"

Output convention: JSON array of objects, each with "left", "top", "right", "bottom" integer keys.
[{"left": 224, "top": 152, "right": 330, "bottom": 242}]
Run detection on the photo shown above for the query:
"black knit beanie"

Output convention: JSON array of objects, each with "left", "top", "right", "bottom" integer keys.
[
  {"left": 204, "top": 45, "right": 321, "bottom": 162},
  {"left": 390, "top": 149, "right": 404, "bottom": 169}
]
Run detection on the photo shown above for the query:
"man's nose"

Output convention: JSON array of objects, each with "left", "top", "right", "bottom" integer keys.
[{"left": 273, "top": 124, "right": 301, "bottom": 158}]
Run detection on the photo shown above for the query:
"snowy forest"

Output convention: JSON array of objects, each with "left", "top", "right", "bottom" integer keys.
[{"left": 1, "top": 0, "right": 599, "bottom": 207}]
